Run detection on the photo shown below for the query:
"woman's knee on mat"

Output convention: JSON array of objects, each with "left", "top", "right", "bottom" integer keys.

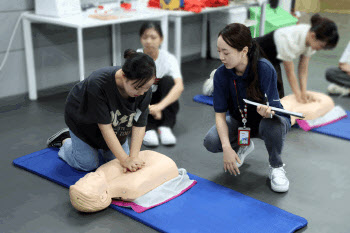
[
  {"left": 72, "top": 151, "right": 100, "bottom": 172},
  {"left": 75, "top": 158, "right": 99, "bottom": 172}
]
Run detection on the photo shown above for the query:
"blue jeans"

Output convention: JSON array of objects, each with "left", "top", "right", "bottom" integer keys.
[
  {"left": 203, "top": 115, "right": 290, "bottom": 168},
  {"left": 58, "top": 130, "right": 130, "bottom": 171}
]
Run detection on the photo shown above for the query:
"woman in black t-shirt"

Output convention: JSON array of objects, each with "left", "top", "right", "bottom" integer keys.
[{"left": 47, "top": 49, "right": 156, "bottom": 173}]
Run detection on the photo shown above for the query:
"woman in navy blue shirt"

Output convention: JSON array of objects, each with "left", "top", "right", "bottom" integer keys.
[{"left": 203, "top": 23, "right": 291, "bottom": 192}]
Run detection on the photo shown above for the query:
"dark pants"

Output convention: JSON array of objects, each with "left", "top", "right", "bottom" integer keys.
[
  {"left": 146, "top": 76, "right": 179, "bottom": 131},
  {"left": 326, "top": 67, "right": 350, "bottom": 88},
  {"left": 203, "top": 115, "right": 290, "bottom": 168},
  {"left": 256, "top": 31, "right": 285, "bottom": 99}
]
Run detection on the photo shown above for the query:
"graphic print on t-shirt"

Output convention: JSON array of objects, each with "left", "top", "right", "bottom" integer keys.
[{"left": 110, "top": 110, "right": 136, "bottom": 137}]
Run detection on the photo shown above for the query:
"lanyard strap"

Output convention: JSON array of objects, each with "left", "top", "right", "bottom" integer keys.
[{"left": 233, "top": 80, "right": 247, "bottom": 126}]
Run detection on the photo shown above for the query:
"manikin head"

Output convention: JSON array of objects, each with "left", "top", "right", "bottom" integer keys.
[{"left": 69, "top": 171, "right": 111, "bottom": 212}]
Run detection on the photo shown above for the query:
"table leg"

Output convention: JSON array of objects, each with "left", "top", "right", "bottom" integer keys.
[
  {"left": 112, "top": 24, "right": 121, "bottom": 66},
  {"left": 201, "top": 13, "right": 207, "bottom": 59},
  {"left": 22, "top": 18, "right": 37, "bottom": 100},
  {"left": 160, "top": 15, "right": 168, "bottom": 51},
  {"left": 174, "top": 16, "right": 182, "bottom": 68},
  {"left": 77, "top": 28, "right": 85, "bottom": 81},
  {"left": 259, "top": 1, "right": 267, "bottom": 36}
]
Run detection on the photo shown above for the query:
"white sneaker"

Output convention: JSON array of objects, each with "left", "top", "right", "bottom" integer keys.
[
  {"left": 143, "top": 130, "right": 159, "bottom": 146},
  {"left": 202, "top": 69, "right": 216, "bottom": 96},
  {"left": 269, "top": 166, "right": 289, "bottom": 192},
  {"left": 236, "top": 141, "right": 255, "bottom": 168},
  {"left": 327, "top": 83, "right": 350, "bottom": 96},
  {"left": 158, "top": 126, "right": 176, "bottom": 145}
]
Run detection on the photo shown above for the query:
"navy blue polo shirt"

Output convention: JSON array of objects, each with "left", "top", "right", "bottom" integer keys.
[{"left": 213, "top": 58, "right": 291, "bottom": 136}]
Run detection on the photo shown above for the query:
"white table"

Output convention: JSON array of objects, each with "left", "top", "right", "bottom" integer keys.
[
  {"left": 22, "top": 10, "right": 169, "bottom": 100},
  {"left": 166, "top": 0, "right": 266, "bottom": 67}
]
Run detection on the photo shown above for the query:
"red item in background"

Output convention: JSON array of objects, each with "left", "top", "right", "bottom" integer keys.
[
  {"left": 146, "top": 0, "right": 228, "bottom": 12},
  {"left": 121, "top": 3, "right": 132, "bottom": 9},
  {"left": 204, "top": 0, "right": 228, "bottom": 7},
  {"left": 183, "top": 0, "right": 205, "bottom": 13},
  {"left": 148, "top": 0, "right": 161, "bottom": 8}
]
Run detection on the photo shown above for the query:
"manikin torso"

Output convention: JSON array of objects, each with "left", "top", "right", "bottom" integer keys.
[
  {"left": 281, "top": 91, "right": 334, "bottom": 125},
  {"left": 69, "top": 150, "right": 179, "bottom": 212}
]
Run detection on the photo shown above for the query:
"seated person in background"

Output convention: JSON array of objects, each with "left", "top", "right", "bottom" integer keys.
[
  {"left": 138, "top": 22, "right": 184, "bottom": 147},
  {"left": 70, "top": 150, "right": 179, "bottom": 212},
  {"left": 326, "top": 40, "right": 350, "bottom": 96},
  {"left": 257, "top": 13, "right": 339, "bottom": 103}
]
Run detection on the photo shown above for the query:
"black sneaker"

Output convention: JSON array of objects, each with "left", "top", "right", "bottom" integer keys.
[{"left": 47, "top": 128, "right": 70, "bottom": 148}]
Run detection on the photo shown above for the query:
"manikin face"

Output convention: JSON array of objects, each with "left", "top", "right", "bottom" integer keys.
[
  {"left": 140, "top": 28, "right": 163, "bottom": 53},
  {"left": 75, "top": 172, "right": 109, "bottom": 202},
  {"left": 309, "top": 32, "right": 327, "bottom": 51},
  {"left": 217, "top": 35, "right": 245, "bottom": 70},
  {"left": 122, "top": 75, "right": 155, "bottom": 98}
]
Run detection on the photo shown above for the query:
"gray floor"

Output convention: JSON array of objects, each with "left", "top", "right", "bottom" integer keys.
[{"left": 1, "top": 12, "right": 350, "bottom": 233}]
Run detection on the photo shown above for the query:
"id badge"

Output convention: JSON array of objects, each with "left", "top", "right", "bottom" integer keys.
[{"left": 238, "top": 127, "right": 251, "bottom": 146}]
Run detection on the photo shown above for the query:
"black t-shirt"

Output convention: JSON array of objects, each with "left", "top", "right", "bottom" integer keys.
[{"left": 65, "top": 66, "right": 152, "bottom": 150}]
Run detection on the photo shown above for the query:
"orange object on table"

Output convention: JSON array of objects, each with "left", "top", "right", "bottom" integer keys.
[{"left": 121, "top": 3, "right": 132, "bottom": 9}]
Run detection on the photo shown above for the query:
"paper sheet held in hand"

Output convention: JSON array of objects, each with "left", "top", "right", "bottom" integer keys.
[{"left": 243, "top": 99, "right": 304, "bottom": 118}]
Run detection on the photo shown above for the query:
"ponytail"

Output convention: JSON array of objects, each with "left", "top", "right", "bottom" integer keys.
[
  {"left": 310, "top": 13, "right": 323, "bottom": 28},
  {"left": 246, "top": 39, "right": 264, "bottom": 102},
  {"left": 124, "top": 49, "right": 138, "bottom": 59}
]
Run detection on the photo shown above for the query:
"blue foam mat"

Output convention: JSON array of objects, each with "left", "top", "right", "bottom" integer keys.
[
  {"left": 310, "top": 111, "right": 350, "bottom": 140},
  {"left": 193, "top": 94, "right": 213, "bottom": 106},
  {"left": 13, "top": 148, "right": 307, "bottom": 233}
]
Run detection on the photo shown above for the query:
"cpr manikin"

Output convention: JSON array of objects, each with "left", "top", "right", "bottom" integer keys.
[
  {"left": 69, "top": 150, "right": 178, "bottom": 212},
  {"left": 280, "top": 91, "right": 334, "bottom": 125}
]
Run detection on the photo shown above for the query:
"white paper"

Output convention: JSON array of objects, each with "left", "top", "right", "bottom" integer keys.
[{"left": 243, "top": 99, "right": 304, "bottom": 118}]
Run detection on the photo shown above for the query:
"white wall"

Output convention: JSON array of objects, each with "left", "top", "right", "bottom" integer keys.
[
  {"left": 279, "top": 0, "right": 292, "bottom": 12},
  {"left": 0, "top": 1, "right": 202, "bottom": 99}
]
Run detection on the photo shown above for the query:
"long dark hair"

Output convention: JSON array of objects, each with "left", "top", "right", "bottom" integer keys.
[
  {"left": 122, "top": 49, "right": 156, "bottom": 88},
  {"left": 139, "top": 22, "right": 163, "bottom": 38},
  {"left": 218, "top": 23, "right": 265, "bottom": 102},
  {"left": 310, "top": 14, "right": 339, "bottom": 49}
]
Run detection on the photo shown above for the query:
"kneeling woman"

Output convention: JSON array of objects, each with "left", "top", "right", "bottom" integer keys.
[
  {"left": 203, "top": 23, "right": 291, "bottom": 193},
  {"left": 257, "top": 14, "right": 338, "bottom": 103},
  {"left": 47, "top": 49, "right": 155, "bottom": 173},
  {"left": 138, "top": 22, "right": 184, "bottom": 146}
]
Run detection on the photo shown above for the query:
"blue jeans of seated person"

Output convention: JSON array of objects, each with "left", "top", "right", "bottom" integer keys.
[
  {"left": 58, "top": 130, "right": 129, "bottom": 171},
  {"left": 203, "top": 115, "right": 290, "bottom": 168}
]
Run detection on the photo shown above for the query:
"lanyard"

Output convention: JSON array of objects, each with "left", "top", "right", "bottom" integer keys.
[{"left": 233, "top": 80, "right": 247, "bottom": 127}]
